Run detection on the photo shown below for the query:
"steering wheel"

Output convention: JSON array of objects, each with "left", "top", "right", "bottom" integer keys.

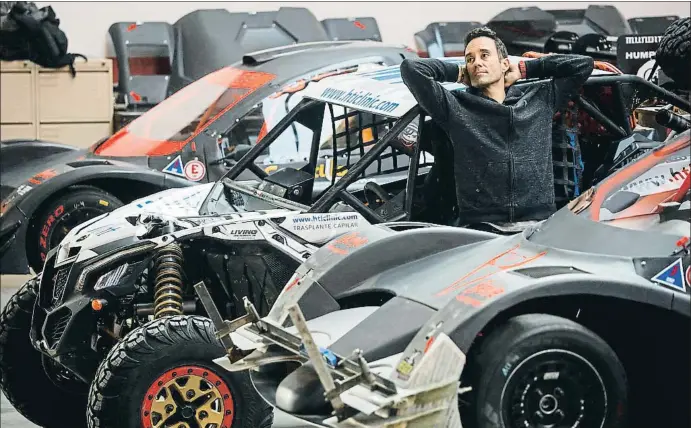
[
  {"left": 310, "top": 180, "right": 407, "bottom": 224},
  {"left": 363, "top": 182, "right": 391, "bottom": 208}
]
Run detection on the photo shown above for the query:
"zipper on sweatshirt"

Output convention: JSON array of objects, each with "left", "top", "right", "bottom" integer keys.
[{"left": 508, "top": 108, "right": 515, "bottom": 222}]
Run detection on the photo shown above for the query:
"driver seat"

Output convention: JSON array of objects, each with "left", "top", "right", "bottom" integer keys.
[{"left": 419, "top": 122, "right": 459, "bottom": 225}]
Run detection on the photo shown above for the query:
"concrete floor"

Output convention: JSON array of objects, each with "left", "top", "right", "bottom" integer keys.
[{"left": 0, "top": 277, "right": 314, "bottom": 428}]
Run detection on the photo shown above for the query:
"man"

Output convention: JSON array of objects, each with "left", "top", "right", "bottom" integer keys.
[{"left": 400, "top": 27, "right": 594, "bottom": 226}]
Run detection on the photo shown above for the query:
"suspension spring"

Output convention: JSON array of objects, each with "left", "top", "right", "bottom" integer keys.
[{"left": 152, "top": 243, "right": 184, "bottom": 318}]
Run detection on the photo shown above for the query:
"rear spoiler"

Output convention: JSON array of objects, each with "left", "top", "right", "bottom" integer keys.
[{"left": 241, "top": 40, "right": 354, "bottom": 65}]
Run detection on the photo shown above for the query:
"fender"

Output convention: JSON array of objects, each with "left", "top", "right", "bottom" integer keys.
[
  {"left": 0, "top": 139, "right": 80, "bottom": 173},
  {"left": 306, "top": 224, "right": 499, "bottom": 299},
  {"left": 391, "top": 273, "right": 684, "bottom": 384},
  {"left": 0, "top": 165, "right": 193, "bottom": 274},
  {"left": 14, "top": 164, "right": 185, "bottom": 216}
]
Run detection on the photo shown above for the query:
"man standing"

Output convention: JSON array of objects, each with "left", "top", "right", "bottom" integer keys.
[{"left": 401, "top": 27, "right": 594, "bottom": 225}]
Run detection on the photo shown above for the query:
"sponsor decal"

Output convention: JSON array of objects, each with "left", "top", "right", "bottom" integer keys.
[
  {"left": 616, "top": 34, "right": 664, "bottom": 74},
  {"left": 396, "top": 349, "right": 421, "bottom": 380},
  {"left": 436, "top": 244, "right": 547, "bottom": 297},
  {"left": 326, "top": 231, "right": 368, "bottom": 255},
  {"left": 619, "top": 164, "right": 690, "bottom": 195},
  {"left": 290, "top": 213, "right": 359, "bottom": 232},
  {"left": 184, "top": 159, "right": 206, "bottom": 181},
  {"left": 136, "top": 200, "right": 154, "bottom": 209},
  {"left": 281, "top": 213, "right": 364, "bottom": 245},
  {"left": 686, "top": 266, "right": 691, "bottom": 290},
  {"left": 39, "top": 205, "right": 65, "bottom": 260},
  {"left": 455, "top": 279, "right": 505, "bottom": 307},
  {"left": 91, "top": 225, "right": 122, "bottom": 236},
  {"left": 221, "top": 225, "right": 260, "bottom": 241},
  {"left": 651, "top": 258, "right": 686, "bottom": 291},
  {"left": 28, "top": 168, "right": 57, "bottom": 185},
  {"left": 320, "top": 87, "right": 400, "bottom": 113},
  {"left": 162, "top": 155, "right": 185, "bottom": 177},
  {"left": 16, "top": 184, "right": 32, "bottom": 196}
]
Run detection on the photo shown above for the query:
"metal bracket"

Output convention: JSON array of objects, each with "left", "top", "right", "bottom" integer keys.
[{"left": 194, "top": 282, "right": 260, "bottom": 361}]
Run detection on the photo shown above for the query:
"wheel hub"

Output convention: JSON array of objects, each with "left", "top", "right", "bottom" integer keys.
[
  {"left": 502, "top": 350, "right": 607, "bottom": 428},
  {"left": 141, "top": 365, "right": 234, "bottom": 428},
  {"left": 538, "top": 394, "right": 558, "bottom": 415},
  {"left": 181, "top": 406, "right": 195, "bottom": 419}
]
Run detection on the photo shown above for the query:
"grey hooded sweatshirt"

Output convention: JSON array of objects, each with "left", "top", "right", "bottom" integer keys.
[{"left": 400, "top": 54, "right": 594, "bottom": 224}]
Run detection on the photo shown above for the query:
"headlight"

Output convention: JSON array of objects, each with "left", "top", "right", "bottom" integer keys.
[
  {"left": 94, "top": 263, "right": 129, "bottom": 291},
  {"left": 75, "top": 241, "right": 156, "bottom": 293}
]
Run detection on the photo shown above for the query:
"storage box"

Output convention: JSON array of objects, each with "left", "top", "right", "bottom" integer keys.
[{"left": 0, "top": 59, "right": 114, "bottom": 146}]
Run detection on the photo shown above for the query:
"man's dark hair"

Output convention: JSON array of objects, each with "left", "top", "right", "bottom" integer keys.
[{"left": 464, "top": 27, "right": 509, "bottom": 59}]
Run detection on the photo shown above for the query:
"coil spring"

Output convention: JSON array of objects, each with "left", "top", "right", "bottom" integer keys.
[{"left": 152, "top": 243, "right": 184, "bottom": 318}]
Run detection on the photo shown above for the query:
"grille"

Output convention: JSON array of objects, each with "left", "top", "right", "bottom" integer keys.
[
  {"left": 44, "top": 307, "right": 71, "bottom": 349},
  {"left": 51, "top": 268, "right": 70, "bottom": 308}
]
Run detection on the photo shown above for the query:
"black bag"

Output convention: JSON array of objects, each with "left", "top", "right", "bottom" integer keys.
[{"left": 0, "top": 1, "right": 85, "bottom": 75}]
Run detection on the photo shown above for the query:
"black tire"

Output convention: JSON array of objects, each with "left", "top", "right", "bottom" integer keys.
[
  {"left": 0, "top": 276, "right": 89, "bottom": 428},
  {"left": 86, "top": 315, "right": 274, "bottom": 428},
  {"left": 469, "top": 314, "right": 627, "bottom": 428},
  {"left": 656, "top": 17, "right": 691, "bottom": 90},
  {"left": 30, "top": 185, "right": 123, "bottom": 272}
]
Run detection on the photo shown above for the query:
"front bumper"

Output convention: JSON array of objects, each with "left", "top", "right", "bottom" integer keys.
[
  {"left": 29, "top": 244, "right": 154, "bottom": 383},
  {"left": 29, "top": 256, "right": 103, "bottom": 383}
]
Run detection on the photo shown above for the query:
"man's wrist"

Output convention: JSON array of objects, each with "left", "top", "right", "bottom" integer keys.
[{"left": 519, "top": 61, "right": 527, "bottom": 79}]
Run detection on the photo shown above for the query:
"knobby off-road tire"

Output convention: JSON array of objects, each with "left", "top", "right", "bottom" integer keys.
[
  {"left": 86, "top": 315, "right": 274, "bottom": 428},
  {"left": 470, "top": 314, "right": 628, "bottom": 428},
  {"left": 30, "top": 185, "right": 123, "bottom": 272},
  {"left": 0, "top": 276, "right": 88, "bottom": 428},
  {"left": 656, "top": 17, "right": 691, "bottom": 90}
]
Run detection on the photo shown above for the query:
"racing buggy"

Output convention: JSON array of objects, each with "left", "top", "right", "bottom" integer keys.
[
  {"left": 0, "top": 40, "right": 418, "bottom": 275},
  {"left": 2, "top": 55, "right": 690, "bottom": 428},
  {"left": 100, "top": 128, "right": 690, "bottom": 428}
]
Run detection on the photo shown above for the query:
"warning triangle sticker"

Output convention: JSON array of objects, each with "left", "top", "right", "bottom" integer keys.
[
  {"left": 163, "top": 155, "right": 185, "bottom": 177},
  {"left": 651, "top": 259, "right": 686, "bottom": 291}
]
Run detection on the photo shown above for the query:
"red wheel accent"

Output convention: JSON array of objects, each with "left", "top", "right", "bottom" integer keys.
[{"left": 141, "top": 365, "right": 235, "bottom": 428}]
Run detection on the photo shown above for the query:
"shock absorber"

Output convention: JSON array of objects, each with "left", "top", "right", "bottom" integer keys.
[{"left": 152, "top": 243, "right": 184, "bottom": 318}]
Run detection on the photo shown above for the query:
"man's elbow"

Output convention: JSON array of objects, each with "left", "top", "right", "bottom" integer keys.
[
  {"left": 400, "top": 58, "right": 419, "bottom": 84},
  {"left": 575, "top": 55, "right": 595, "bottom": 76},
  {"left": 570, "top": 55, "right": 594, "bottom": 85}
]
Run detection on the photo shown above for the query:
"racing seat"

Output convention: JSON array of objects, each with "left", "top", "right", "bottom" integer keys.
[
  {"left": 320, "top": 17, "right": 382, "bottom": 41},
  {"left": 108, "top": 22, "right": 174, "bottom": 108},
  {"left": 413, "top": 21, "right": 483, "bottom": 58},
  {"left": 418, "top": 121, "right": 459, "bottom": 225}
]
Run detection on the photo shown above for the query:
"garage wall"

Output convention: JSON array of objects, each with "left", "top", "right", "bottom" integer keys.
[{"left": 37, "top": 1, "right": 690, "bottom": 58}]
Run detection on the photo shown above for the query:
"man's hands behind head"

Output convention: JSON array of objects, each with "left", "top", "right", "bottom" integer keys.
[
  {"left": 504, "top": 63, "right": 521, "bottom": 87},
  {"left": 458, "top": 65, "right": 471, "bottom": 86}
]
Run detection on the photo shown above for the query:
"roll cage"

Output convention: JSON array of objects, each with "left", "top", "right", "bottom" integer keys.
[{"left": 222, "top": 71, "right": 690, "bottom": 227}]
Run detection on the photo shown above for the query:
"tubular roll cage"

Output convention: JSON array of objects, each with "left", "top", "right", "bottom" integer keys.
[{"left": 224, "top": 74, "right": 690, "bottom": 225}]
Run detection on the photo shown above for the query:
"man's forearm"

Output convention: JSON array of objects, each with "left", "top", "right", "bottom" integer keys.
[
  {"left": 519, "top": 54, "right": 595, "bottom": 110},
  {"left": 401, "top": 58, "right": 461, "bottom": 84},
  {"left": 400, "top": 58, "right": 461, "bottom": 122},
  {"left": 520, "top": 54, "right": 594, "bottom": 81}
]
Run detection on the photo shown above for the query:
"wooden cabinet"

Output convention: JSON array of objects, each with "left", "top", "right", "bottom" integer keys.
[{"left": 1, "top": 59, "right": 113, "bottom": 148}]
